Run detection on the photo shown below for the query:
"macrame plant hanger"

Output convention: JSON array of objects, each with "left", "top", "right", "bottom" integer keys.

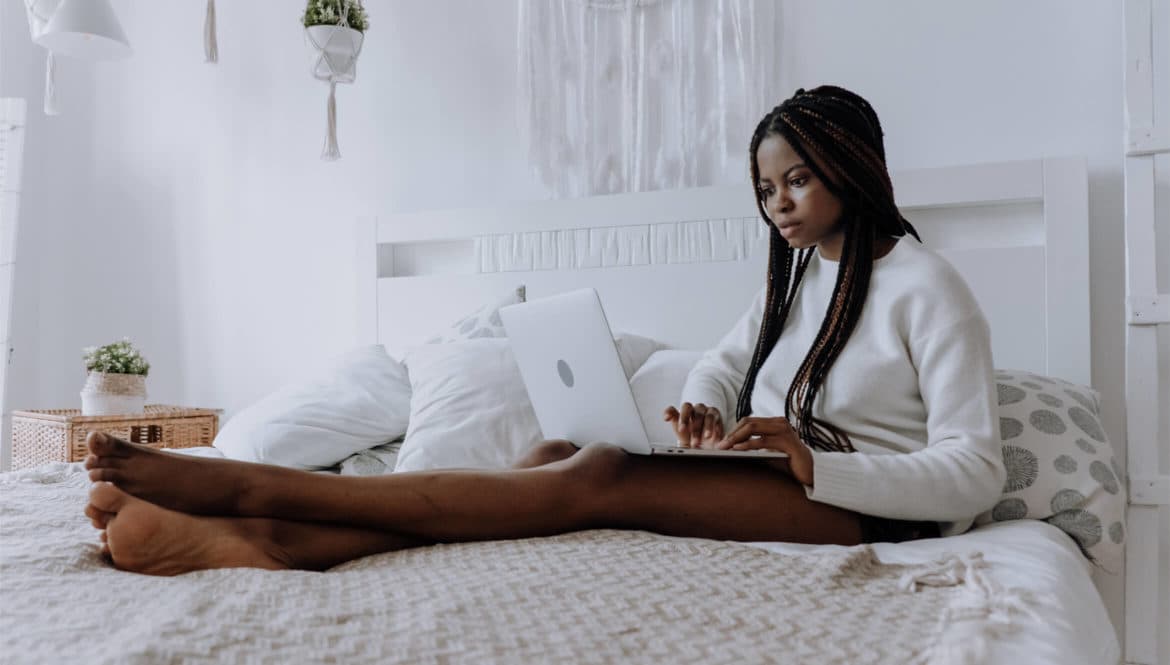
[
  {"left": 304, "top": 0, "right": 364, "bottom": 161},
  {"left": 204, "top": 0, "right": 218, "bottom": 63}
]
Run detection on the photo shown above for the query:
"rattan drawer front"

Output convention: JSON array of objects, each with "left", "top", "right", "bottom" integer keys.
[{"left": 11, "top": 405, "right": 220, "bottom": 470}]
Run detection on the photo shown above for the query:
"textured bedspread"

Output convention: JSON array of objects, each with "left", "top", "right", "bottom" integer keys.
[{"left": 2, "top": 463, "right": 1015, "bottom": 664}]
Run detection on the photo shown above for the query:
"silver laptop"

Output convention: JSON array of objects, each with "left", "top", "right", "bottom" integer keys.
[{"left": 499, "top": 288, "right": 788, "bottom": 459}]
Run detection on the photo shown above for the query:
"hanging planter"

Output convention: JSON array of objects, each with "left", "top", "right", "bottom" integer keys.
[
  {"left": 24, "top": 0, "right": 132, "bottom": 116},
  {"left": 303, "top": 0, "right": 368, "bottom": 161},
  {"left": 22, "top": 0, "right": 61, "bottom": 114}
]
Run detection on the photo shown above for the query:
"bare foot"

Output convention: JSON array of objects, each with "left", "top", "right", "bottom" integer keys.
[
  {"left": 86, "top": 481, "right": 288, "bottom": 576},
  {"left": 84, "top": 431, "right": 258, "bottom": 516}
]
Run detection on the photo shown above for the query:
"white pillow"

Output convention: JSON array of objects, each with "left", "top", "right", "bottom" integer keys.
[
  {"left": 974, "top": 369, "right": 1125, "bottom": 572},
  {"left": 629, "top": 350, "right": 703, "bottom": 444},
  {"left": 395, "top": 333, "right": 666, "bottom": 472},
  {"left": 214, "top": 345, "right": 412, "bottom": 470},
  {"left": 423, "top": 285, "right": 526, "bottom": 344}
]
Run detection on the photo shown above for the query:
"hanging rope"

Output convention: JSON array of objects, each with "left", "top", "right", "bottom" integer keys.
[
  {"left": 323, "top": 81, "right": 340, "bottom": 160},
  {"left": 204, "top": 0, "right": 218, "bottom": 63},
  {"left": 43, "top": 52, "right": 59, "bottom": 115}
]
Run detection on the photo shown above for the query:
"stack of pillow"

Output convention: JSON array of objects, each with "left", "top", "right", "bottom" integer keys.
[{"left": 213, "top": 287, "right": 1126, "bottom": 571}]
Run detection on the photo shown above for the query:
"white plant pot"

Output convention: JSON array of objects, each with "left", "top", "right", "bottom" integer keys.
[
  {"left": 305, "top": 24, "right": 363, "bottom": 83},
  {"left": 80, "top": 372, "right": 146, "bottom": 416}
]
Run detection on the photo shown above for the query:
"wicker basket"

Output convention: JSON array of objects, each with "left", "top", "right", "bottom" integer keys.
[{"left": 11, "top": 405, "right": 221, "bottom": 470}]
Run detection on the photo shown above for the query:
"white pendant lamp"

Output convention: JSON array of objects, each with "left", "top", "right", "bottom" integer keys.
[{"left": 34, "top": 0, "right": 131, "bottom": 60}]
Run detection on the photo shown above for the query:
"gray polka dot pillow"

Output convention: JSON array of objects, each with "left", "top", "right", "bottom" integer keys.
[
  {"left": 425, "top": 285, "right": 526, "bottom": 344},
  {"left": 974, "top": 369, "right": 1125, "bottom": 572}
]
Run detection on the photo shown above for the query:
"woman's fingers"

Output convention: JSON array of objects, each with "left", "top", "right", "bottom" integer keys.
[
  {"left": 665, "top": 403, "right": 729, "bottom": 448},
  {"left": 730, "top": 437, "right": 778, "bottom": 451},
  {"left": 717, "top": 416, "right": 791, "bottom": 449},
  {"left": 701, "top": 408, "right": 721, "bottom": 449},
  {"left": 690, "top": 404, "right": 711, "bottom": 447},
  {"left": 668, "top": 404, "right": 692, "bottom": 446}
]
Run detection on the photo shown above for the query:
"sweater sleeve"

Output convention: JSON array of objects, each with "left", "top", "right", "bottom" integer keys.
[
  {"left": 804, "top": 313, "right": 1007, "bottom": 525},
  {"left": 679, "top": 287, "right": 766, "bottom": 433}
]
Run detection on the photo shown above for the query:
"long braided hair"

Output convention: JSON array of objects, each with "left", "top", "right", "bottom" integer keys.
[{"left": 734, "top": 85, "right": 922, "bottom": 453}]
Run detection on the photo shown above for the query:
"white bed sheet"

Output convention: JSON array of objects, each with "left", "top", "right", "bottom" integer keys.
[
  {"left": 748, "top": 519, "right": 1121, "bottom": 665},
  {"left": 176, "top": 447, "right": 1120, "bottom": 664}
]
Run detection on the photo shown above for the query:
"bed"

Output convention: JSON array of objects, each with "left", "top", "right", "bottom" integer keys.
[{"left": 0, "top": 157, "right": 1125, "bottom": 664}]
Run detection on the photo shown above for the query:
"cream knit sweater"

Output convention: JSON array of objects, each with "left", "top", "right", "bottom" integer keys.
[{"left": 680, "top": 239, "right": 1006, "bottom": 536}]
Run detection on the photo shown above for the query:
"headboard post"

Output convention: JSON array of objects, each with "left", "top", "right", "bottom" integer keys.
[
  {"left": 1041, "top": 156, "right": 1091, "bottom": 387},
  {"left": 355, "top": 216, "right": 378, "bottom": 346}
]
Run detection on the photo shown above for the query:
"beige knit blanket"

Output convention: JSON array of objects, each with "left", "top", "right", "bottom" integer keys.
[{"left": 0, "top": 464, "right": 1022, "bottom": 664}]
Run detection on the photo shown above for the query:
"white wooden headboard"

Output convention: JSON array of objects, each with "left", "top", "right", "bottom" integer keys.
[{"left": 358, "top": 157, "right": 1091, "bottom": 387}]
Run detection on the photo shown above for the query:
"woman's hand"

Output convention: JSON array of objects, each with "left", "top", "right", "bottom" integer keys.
[
  {"left": 717, "top": 416, "right": 815, "bottom": 487},
  {"left": 663, "top": 403, "right": 723, "bottom": 448}
]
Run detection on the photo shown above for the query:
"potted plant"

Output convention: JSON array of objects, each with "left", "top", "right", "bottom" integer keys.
[
  {"left": 303, "top": 0, "right": 368, "bottom": 160},
  {"left": 80, "top": 338, "right": 150, "bottom": 416}
]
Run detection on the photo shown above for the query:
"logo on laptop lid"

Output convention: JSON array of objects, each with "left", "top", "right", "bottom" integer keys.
[{"left": 556, "top": 359, "right": 575, "bottom": 388}]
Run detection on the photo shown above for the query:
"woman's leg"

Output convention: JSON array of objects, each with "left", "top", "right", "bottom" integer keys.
[
  {"left": 83, "top": 440, "right": 578, "bottom": 576},
  {"left": 86, "top": 437, "right": 862, "bottom": 575},
  {"left": 86, "top": 482, "right": 426, "bottom": 575}
]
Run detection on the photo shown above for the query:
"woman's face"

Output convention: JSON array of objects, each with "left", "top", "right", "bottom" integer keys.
[{"left": 754, "top": 134, "right": 847, "bottom": 259}]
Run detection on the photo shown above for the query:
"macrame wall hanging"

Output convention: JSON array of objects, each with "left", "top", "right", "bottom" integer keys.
[
  {"left": 518, "top": 0, "right": 782, "bottom": 197},
  {"left": 303, "top": 0, "right": 368, "bottom": 161}
]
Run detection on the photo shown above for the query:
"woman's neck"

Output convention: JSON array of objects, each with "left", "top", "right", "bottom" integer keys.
[{"left": 816, "top": 236, "right": 899, "bottom": 263}]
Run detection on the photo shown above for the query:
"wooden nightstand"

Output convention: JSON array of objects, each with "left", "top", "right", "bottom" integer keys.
[{"left": 11, "top": 405, "right": 221, "bottom": 470}]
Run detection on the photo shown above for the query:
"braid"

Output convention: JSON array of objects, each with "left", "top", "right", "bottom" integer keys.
[{"left": 735, "top": 85, "right": 918, "bottom": 453}]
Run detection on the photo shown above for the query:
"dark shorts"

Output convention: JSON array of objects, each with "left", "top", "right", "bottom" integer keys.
[{"left": 857, "top": 515, "right": 941, "bottom": 544}]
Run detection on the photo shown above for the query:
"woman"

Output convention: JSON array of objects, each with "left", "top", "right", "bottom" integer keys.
[{"left": 83, "top": 85, "right": 1005, "bottom": 576}]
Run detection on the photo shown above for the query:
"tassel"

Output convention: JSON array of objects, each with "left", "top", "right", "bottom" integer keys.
[
  {"left": 204, "top": 0, "right": 219, "bottom": 63},
  {"left": 899, "top": 552, "right": 980, "bottom": 592},
  {"left": 43, "top": 52, "right": 59, "bottom": 116},
  {"left": 322, "top": 81, "right": 341, "bottom": 161},
  {"left": 898, "top": 551, "right": 1056, "bottom": 665}
]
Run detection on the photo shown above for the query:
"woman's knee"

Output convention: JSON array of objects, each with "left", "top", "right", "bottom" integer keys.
[
  {"left": 511, "top": 439, "right": 579, "bottom": 469},
  {"left": 560, "top": 442, "right": 630, "bottom": 488}
]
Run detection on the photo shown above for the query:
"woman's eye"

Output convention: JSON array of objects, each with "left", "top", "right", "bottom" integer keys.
[
  {"left": 789, "top": 176, "right": 808, "bottom": 187},
  {"left": 759, "top": 187, "right": 775, "bottom": 198}
]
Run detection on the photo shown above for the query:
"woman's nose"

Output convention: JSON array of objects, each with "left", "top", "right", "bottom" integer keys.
[{"left": 772, "top": 193, "right": 792, "bottom": 215}]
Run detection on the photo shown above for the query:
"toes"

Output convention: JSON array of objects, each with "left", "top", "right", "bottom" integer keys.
[
  {"left": 85, "top": 503, "right": 115, "bottom": 529},
  {"left": 86, "top": 431, "right": 131, "bottom": 458},
  {"left": 84, "top": 454, "right": 122, "bottom": 471},
  {"left": 88, "top": 481, "right": 131, "bottom": 513},
  {"left": 88, "top": 468, "right": 121, "bottom": 484}
]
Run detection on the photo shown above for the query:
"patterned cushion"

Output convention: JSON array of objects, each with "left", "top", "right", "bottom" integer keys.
[
  {"left": 424, "top": 285, "right": 527, "bottom": 344},
  {"left": 974, "top": 369, "right": 1125, "bottom": 571}
]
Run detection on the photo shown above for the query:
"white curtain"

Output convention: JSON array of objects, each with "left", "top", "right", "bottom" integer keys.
[{"left": 517, "top": 0, "right": 782, "bottom": 198}]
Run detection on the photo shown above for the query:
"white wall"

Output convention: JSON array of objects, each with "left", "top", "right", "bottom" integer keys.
[{"left": 1, "top": 0, "right": 1162, "bottom": 651}]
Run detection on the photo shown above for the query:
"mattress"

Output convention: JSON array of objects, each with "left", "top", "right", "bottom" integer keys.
[
  {"left": 748, "top": 520, "right": 1121, "bottom": 665},
  {"left": 0, "top": 459, "right": 1120, "bottom": 664}
]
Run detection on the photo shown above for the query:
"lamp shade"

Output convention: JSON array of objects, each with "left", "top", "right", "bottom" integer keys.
[{"left": 33, "top": 0, "right": 131, "bottom": 60}]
